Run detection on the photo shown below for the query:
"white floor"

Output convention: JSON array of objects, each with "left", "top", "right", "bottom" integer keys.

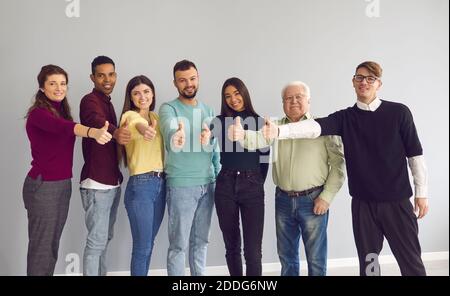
[
  {"left": 104, "top": 252, "right": 449, "bottom": 276},
  {"left": 262, "top": 259, "right": 449, "bottom": 276}
]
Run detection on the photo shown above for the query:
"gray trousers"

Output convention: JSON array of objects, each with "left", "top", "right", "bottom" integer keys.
[{"left": 22, "top": 175, "right": 71, "bottom": 276}]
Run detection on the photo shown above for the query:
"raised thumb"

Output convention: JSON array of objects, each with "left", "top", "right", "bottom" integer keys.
[
  {"left": 235, "top": 116, "right": 242, "bottom": 126},
  {"left": 102, "top": 121, "right": 109, "bottom": 130},
  {"left": 123, "top": 118, "right": 129, "bottom": 128},
  {"left": 178, "top": 121, "right": 184, "bottom": 131}
]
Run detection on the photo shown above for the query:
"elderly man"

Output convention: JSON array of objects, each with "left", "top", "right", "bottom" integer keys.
[
  {"left": 262, "top": 61, "right": 428, "bottom": 276},
  {"left": 229, "top": 81, "right": 345, "bottom": 276}
]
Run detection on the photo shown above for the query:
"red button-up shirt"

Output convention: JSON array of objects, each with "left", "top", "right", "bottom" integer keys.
[{"left": 79, "top": 89, "right": 123, "bottom": 185}]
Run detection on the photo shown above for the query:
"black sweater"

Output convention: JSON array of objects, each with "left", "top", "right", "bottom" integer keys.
[
  {"left": 211, "top": 111, "right": 270, "bottom": 181},
  {"left": 316, "top": 100, "right": 423, "bottom": 202}
]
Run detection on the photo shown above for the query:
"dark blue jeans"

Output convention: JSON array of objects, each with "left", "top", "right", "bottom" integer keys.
[
  {"left": 275, "top": 186, "right": 328, "bottom": 276},
  {"left": 125, "top": 172, "right": 166, "bottom": 276},
  {"left": 215, "top": 169, "right": 265, "bottom": 276}
]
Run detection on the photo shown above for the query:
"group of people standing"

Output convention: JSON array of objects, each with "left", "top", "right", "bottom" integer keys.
[{"left": 23, "top": 57, "right": 429, "bottom": 277}]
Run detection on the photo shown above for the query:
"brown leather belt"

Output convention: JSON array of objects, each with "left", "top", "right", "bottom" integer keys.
[{"left": 279, "top": 185, "right": 323, "bottom": 197}]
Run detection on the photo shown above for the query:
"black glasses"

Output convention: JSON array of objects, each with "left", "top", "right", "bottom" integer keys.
[{"left": 353, "top": 74, "right": 379, "bottom": 84}]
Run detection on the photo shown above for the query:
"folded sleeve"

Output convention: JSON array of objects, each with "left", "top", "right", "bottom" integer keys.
[{"left": 320, "top": 135, "right": 346, "bottom": 204}]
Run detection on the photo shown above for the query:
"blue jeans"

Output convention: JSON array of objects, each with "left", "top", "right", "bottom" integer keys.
[
  {"left": 275, "top": 187, "right": 328, "bottom": 276},
  {"left": 125, "top": 173, "right": 166, "bottom": 276},
  {"left": 80, "top": 187, "right": 121, "bottom": 276},
  {"left": 166, "top": 183, "right": 215, "bottom": 276}
]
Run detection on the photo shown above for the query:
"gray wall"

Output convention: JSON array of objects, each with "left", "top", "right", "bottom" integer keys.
[{"left": 0, "top": 0, "right": 448, "bottom": 275}]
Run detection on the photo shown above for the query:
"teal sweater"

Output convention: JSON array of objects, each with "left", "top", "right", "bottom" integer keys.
[{"left": 159, "top": 98, "right": 221, "bottom": 187}]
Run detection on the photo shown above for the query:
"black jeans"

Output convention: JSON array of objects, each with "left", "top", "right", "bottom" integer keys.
[{"left": 215, "top": 168, "right": 265, "bottom": 276}]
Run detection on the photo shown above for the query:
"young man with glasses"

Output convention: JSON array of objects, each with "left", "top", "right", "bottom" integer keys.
[{"left": 260, "top": 61, "right": 428, "bottom": 276}]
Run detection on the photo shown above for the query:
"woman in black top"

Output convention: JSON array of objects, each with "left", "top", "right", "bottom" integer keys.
[{"left": 211, "top": 77, "right": 269, "bottom": 276}]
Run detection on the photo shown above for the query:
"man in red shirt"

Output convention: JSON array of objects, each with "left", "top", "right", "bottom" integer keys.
[{"left": 79, "top": 56, "right": 130, "bottom": 276}]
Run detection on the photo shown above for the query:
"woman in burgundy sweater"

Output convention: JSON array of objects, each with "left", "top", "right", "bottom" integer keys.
[{"left": 23, "top": 65, "right": 111, "bottom": 276}]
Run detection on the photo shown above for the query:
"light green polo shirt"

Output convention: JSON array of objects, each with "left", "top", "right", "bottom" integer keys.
[{"left": 243, "top": 113, "right": 345, "bottom": 204}]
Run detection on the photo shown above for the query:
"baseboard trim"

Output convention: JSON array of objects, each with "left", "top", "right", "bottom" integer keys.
[{"left": 101, "top": 251, "right": 449, "bottom": 276}]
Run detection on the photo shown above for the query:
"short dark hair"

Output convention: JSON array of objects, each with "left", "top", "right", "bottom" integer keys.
[
  {"left": 173, "top": 59, "right": 197, "bottom": 78},
  {"left": 356, "top": 61, "right": 383, "bottom": 78},
  {"left": 91, "top": 56, "right": 115, "bottom": 75}
]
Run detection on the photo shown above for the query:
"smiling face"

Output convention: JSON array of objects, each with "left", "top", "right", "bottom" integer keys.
[
  {"left": 224, "top": 85, "right": 245, "bottom": 112},
  {"left": 90, "top": 63, "right": 117, "bottom": 96},
  {"left": 173, "top": 67, "right": 199, "bottom": 100},
  {"left": 42, "top": 74, "right": 67, "bottom": 102},
  {"left": 130, "top": 83, "right": 153, "bottom": 112},
  {"left": 282, "top": 85, "right": 310, "bottom": 122},
  {"left": 352, "top": 67, "right": 382, "bottom": 104}
]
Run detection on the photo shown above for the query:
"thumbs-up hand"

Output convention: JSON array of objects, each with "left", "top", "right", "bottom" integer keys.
[
  {"left": 92, "top": 121, "right": 113, "bottom": 145},
  {"left": 172, "top": 121, "right": 186, "bottom": 149},
  {"left": 115, "top": 118, "right": 132, "bottom": 145},
  {"left": 122, "top": 118, "right": 129, "bottom": 129},
  {"left": 227, "top": 116, "right": 245, "bottom": 142},
  {"left": 262, "top": 117, "right": 279, "bottom": 140},
  {"left": 103, "top": 121, "right": 109, "bottom": 131},
  {"left": 143, "top": 118, "right": 158, "bottom": 141},
  {"left": 200, "top": 123, "right": 212, "bottom": 146}
]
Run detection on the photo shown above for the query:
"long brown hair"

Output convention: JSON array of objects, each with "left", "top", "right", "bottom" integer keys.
[
  {"left": 120, "top": 75, "right": 156, "bottom": 116},
  {"left": 118, "top": 75, "right": 156, "bottom": 167},
  {"left": 26, "top": 65, "right": 73, "bottom": 120}
]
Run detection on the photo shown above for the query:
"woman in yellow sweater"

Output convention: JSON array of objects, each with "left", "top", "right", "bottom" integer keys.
[{"left": 119, "top": 75, "right": 165, "bottom": 276}]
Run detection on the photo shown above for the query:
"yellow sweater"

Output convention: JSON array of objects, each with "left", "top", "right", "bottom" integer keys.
[{"left": 120, "top": 110, "right": 164, "bottom": 176}]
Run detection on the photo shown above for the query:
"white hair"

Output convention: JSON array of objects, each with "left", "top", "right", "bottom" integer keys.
[{"left": 281, "top": 81, "right": 311, "bottom": 100}]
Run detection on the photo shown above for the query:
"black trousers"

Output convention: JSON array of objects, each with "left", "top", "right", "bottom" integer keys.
[
  {"left": 22, "top": 175, "right": 71, "bottom": 276},
  {"left": 215, "top": 169, "right": 265, "bottom": 276},
  {"left": 351, "top": 197, "right": 426, "bottom": 276}
]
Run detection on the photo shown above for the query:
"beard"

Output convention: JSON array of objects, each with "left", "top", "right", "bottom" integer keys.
[{"left": 179, "top": 88, "right": 197, "bottom": 99}]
